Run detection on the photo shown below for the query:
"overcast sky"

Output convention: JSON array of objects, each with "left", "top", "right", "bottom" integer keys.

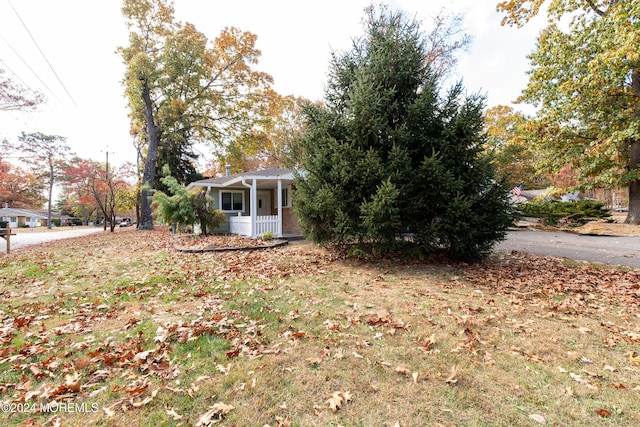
[{"left": 1, "top": 0, "right": 544, "bottom": 169}]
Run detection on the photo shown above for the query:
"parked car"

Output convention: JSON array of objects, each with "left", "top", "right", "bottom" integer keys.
[
  {"left": 615, "top": 207, "right": 628, "bottom": 212},
  {"left": 119, "top": 217, "right": 132, "bottom": 227}
]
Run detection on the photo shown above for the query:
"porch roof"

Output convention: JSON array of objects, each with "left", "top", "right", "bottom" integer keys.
[{"left": 186, "top": 168, "right": 295, "bottom": 190}]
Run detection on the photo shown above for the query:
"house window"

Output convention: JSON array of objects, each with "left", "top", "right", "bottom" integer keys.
[
  {"left": 220, "top": 191, "right": 244, "bottom": 211},
  {"left": 281, "top": 186, "right": 291, "bottom": 208},
  {"left": 10, "top": 217, "right": 16, "bottom": 223}
]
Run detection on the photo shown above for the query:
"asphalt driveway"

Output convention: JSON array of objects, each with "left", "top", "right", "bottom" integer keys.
[{"left": 496, "top": 229, "right": 640, "bottom": 268}]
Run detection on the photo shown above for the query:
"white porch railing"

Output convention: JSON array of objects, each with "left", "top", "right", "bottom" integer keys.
[
  {"left": 255, "top": 215, "right": 278, "bottom": 236},
  {"left": 229, "top": 214, "right": 279, "bottom": 237},
  {"left": 229, "top": 215, "right": 251, "bottom": 236}
]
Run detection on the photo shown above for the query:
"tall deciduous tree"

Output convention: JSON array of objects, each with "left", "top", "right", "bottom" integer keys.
[
  {"left": 15, "top": 132, "right": 70, "bottom": 229},
  {"left": 120, "top": 0, "right": 274, "bottom": 230},
  {"left": 294, "top": 5, "right": 512, "bottom": 261},
  {"left": 218, "top": 93, "right": 310, "bottom": 172},
  {"left": 497, "top": 0, "right": 640, "bottom": 224},
  {"left": 484, "top": 105, "right": 543, "bottom": 188}
]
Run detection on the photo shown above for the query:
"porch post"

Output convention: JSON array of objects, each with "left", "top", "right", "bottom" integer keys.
[
  {"left": 250, "top": 179, "right": 257, "bottom": 238},
  {"left": 277, "top": 178, "right": 282, "bottom": 237}
]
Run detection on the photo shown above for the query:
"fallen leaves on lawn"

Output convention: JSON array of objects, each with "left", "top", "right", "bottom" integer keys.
[
  {"left": 569, "top": 372, "right": 598, "bottom": 390},
  {"left": 394, "top": 366, "right": 411, "bottom": 376},
  {"left": 174, "top": 233, "right": 279, "bottom": 251},
  {"left": 1, "top": 227, "right": 639, "bottom": 424},
  {"left": 595, "top": 408, "right": 612, "bottom": 418},
  {"left": 418, "top": 334, "right": 437, "bottom": 352},
  {"left": 529, "top": 413, "right": 546, "bottom": 424},
  {"left": 327, "top": 390, "right": 353, "bottom": 412},
  {"left": 464, "top": 252, "right": 640, "bottom": 313},
  {"left": 166, "top": 407, "right": 182, "bottom": 420},
  {"left": 445, "top": 365, "right": 458, "bottom": 384},
  {"left": 196, "top": 402, "right": 235, "bottom": 426},
  {"left": 365, "top": 309, "right": 409, "bottom": 335}
]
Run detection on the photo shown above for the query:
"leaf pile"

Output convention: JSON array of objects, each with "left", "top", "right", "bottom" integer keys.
[
  {"left": 464, "top": 251, "right": 640, "bottom": 315},
  {"left": 173, "top": 234, "right": 284, "bottom": 251}
]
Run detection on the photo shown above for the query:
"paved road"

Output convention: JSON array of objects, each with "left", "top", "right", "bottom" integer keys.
[
  {"left": 1, "top": 227, "right": 104, "bottom": 252},
  {"left": 495, "top": 229, "right": 640, "bottom": 268}
]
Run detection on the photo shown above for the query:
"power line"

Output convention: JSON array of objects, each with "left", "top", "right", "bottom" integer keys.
[
  {"left": 0, "top": 38, "right": 63, "bottom": 106},
  {"left": 7, "top": 0, "right": 79, "bottom": 108}
]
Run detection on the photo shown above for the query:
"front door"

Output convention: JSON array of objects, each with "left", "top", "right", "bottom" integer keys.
[{"left": 257, "top": 190, "right": 272, "bottom": 216}]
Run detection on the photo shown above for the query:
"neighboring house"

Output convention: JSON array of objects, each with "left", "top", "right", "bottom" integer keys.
[
  {"left": 0, "top": 206, "right": 47, "bottom": 228},
  {"left": 560, "top": 190, "right": 583, "bottom": 203},
  {"left": 518, "top": 189, "right": 553, "bottom": 202},
  {"left": 186, "top": 168, "right": 301, "bottom": 238},
  {"left": 39, "top": 212, "right": 74, "bottom": 227}
]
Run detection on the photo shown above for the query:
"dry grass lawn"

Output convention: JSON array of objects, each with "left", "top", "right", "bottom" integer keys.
[{"left": 0, "top": 227, "right": 638, "bottom": 426}]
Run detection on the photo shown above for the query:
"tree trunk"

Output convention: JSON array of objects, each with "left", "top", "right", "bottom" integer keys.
[
  {"left": 47, "top": 162, "right": 53, "bottom": 230},
  {"left": 626, "top": 69, "right": 640, "bottom": 225},
  {"left": 138, "top": 81, "right": 160, "bottom": 230},
  {"left": 626, "top": 139, "right": 640, "bottom": 224}
]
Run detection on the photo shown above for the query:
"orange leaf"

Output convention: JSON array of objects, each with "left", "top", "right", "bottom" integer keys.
[{"left": 292, "top": 330, "right": 306, "bottom": 338}]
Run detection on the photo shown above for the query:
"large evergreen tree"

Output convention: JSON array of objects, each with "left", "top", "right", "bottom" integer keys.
[{"left": 294, "top": 6, "right": 513, "bottom": 261}]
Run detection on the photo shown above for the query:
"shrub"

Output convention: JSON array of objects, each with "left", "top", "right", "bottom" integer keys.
[
  {"left": 518, "top": 200, "right": 610, "bottom": 225},
  {"left": 261, "top": 231, "right": 274, "bottom": 241},
  {"left": 153, "top": 166, "right": 226, "bottom": 235}
]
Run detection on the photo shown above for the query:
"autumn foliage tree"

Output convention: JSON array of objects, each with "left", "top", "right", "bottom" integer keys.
[
  {"left": 217, "top": 92, "right": 310, "bottom": 173},
  {"left": 498, "top": 0, "right": 640, "bottom": 224},
  {"left": 294, "top": 6, "right": 513, "bottom": 261},
  {"left": 103, "top": 162, "right": 137, "bottom": 231},
  {"left": 484, "top": 105, "right": 543, "bottom": 188},
  {"left": 0, "top": 67, "right": 42, "bottom": 112},
  {"left": 61, "top": 158, "right": 102, "bottom": 224},
  {"left": 61, "top": 158, "right": 136, "bottom": 230},
  {"left": 120, "top": 0, "right": 275, "bottom": 230},
  {"left": 0, "top": 157, "right": 45, "bottom": 208},
  {"left": 4, "top": 132, "right": 70, "bottom": 229}
]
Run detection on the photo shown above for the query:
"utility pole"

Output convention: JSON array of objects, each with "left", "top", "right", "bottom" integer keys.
[
  {"left": 104, "top": 149, "right": 109, "bottom": 230},
  {"left": 102, "top": 147, "right": 113, "bottom": 231}
]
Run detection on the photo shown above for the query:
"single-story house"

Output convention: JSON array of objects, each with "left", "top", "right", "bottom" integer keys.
[
  {"left": 0, "top": 207, "right": 47, "bottom": 228},
  {"left": 186, "top": 168, "right": 301, "bottom": 238}
]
